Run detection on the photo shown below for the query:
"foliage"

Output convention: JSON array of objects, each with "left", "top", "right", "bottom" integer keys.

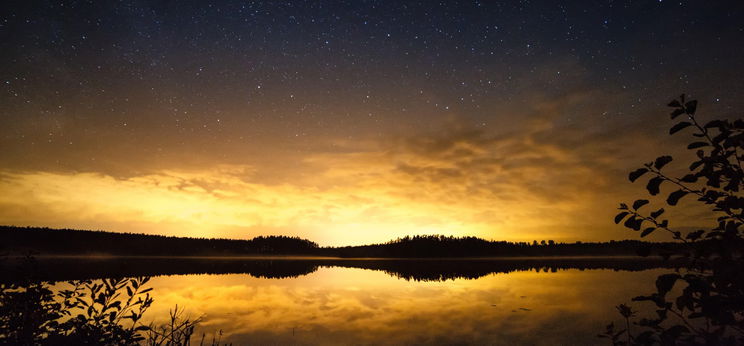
[
  {"left": 0, "top": 262, "right": 153, "bottom": 345},
  {"left": 605, "top": 95, "right": 744, "bottom": 345},
  {"left": 143, "top": 305, "right": 202, "bottom": 346},
  {"left": 0, "top": 256, "right": 230, "bottom": 345}
]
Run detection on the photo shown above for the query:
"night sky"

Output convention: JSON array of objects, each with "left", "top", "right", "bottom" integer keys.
[{"left": 1, "top": 1, "right": 744, "bottom": 245}]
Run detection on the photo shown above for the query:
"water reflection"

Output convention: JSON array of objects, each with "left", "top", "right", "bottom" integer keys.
[
  {"left": 1, "top": 258, "right": 676, "bottom": 345},
  {"left": 0, "top": 256, "right": 681, "bottom": 282},
  {"left": 141, "top": 267, "right": 663, "bottom": 345}
]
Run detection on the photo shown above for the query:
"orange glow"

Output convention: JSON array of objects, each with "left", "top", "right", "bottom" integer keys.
[{"left": 136, "top": 268, "right": 663, "bottom": 344}]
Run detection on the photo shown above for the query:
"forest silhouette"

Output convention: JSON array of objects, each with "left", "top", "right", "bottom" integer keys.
[
  {"left": 1, "top": 225, "right": 686, "bottom": 258},
  {"left": 0, "top": 225, "right": 691, "bottom": 283}
]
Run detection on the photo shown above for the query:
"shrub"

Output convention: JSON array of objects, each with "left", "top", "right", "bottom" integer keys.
[{"left": 603, "top": 95, "right": 744, "bottom": 345}]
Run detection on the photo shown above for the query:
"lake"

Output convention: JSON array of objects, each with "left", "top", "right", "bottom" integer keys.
[
  {"left": 143, "top": 267, "right": 667, "bottom": 345},
  {"left": 3, "top": 257, "right": 676, "bottom": 345}
]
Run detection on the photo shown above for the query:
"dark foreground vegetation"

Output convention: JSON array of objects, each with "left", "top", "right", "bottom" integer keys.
[
  {"left": 1, "top": 225, "right": 686, "bottom": 258},
  {"left": 600, "top": 96, "right": 744, "bottom": 345},
  {"left": 0, "top": 257, "right": 229, "bottom": 345}
]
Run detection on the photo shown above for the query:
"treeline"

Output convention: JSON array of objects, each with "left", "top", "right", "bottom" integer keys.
[
  {"left": 0, "top": 226, "right": 319, "bottom": 256},
  {"left": 1, "top": 226, "right": 685, "bottom": 258},
  {"left": 330, "top": 235, "right": 684, "bottom": 258}
]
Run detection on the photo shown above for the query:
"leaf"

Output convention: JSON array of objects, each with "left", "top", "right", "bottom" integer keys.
[
  {"left": 667, "top": 100, "right": 681, "bottom": 107},
  {"left": 689, "top": 160, "right": 703, "bottom": 170},
  {"left": 641, "top": 227, "right": 655, "bottom": 237},
  {"left": 669, "top": 122, "right": 692, "bottom": 134},
  {"left": 629, "top": 168, "right": 649, "bottom": 182},
  {"left": 680, "top": 174, "right": 697, "bottom": 183},
  {"left": 632, "top": 199, "right": 649, "bottom": 210},
  {"left": 687, "top": 142, "right": 708, "bottom": 149},
  {"left": 656, "top": 274, "right": 680, "bottom": 296},
  {"left": 665, "top": 325, "right": 690, "bottom": 338},
  {"left": 650, "top": 208, "right": 665, "bottom": 219},
  {"left": 704, "top": 120, "right": 725, "bottom": 129},
  {"left": 685, "top": 100, "right": 697, "bottom": 115},
  {"left": 624, "top": 217, "right": 642, "bottom": 231},
  {"left": 686, "top": 230, "right": 705, "bottom": 241},
  {"left": 667, "top": 190, "right": 689, "bottom": 206},
  {"left": 654, "top": 155, "right": 673, "bottom": 169},
  {"left": 614, "top": 212, "right": 629, "bottom": 224},
  {"left": 670, "top": 108, "right": 685, "bottom": 119},
  {"left": 647, "top": 177, "right": 664, "bottom": 195}
]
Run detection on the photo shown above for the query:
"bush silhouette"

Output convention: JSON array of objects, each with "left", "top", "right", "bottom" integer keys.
[
  {"left": 0, "top": 256, "right": 225, "bottom": 345},
  {"left": 604, "top": 95, "right": 744, "bottom": 345}
]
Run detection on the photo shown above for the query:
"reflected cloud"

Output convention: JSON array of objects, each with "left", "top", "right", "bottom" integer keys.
[{"left": 141, "top": 268, "right": 663, "bottom": 345}]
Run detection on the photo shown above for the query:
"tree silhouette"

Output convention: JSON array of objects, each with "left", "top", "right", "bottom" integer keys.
[
  {"left": 605, "top": 95, "right": 744, "bottom": 345},
  {"left": 2, "top": 225, "right": 691, "bottom": 260}
]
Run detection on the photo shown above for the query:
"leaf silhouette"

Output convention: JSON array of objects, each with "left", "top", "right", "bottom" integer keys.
[
  {"left": 667, "top": 190, "right": 688, "bottom": 206},
  {"left": 687, "top": 142, "right": 707, "bottom": 149},
  {"left": 624, "top": 217, "right": 642, "bottom": 231},
  {"left": 629, "top": 168, "right": 649, "bottom": 182},
  {"left": 650, "top": 208, "right": 665, "bottom": 219},
  {"left": 614, "top": 212, "right": 629, "bottom": 224},
  {"left": 684, "top": 100, "right": 697, "bottom": 115},
  {"left": 646, "top": 177, "right": 664, "bottom": 195},
  {"left": 670, "top": 108, "right": 685, "bottom": 119},
  {"left": 633, "top": 199, "right": 649, "bottom": 210},
  {"left": 654, "top": 156, "right": 673, "bottom": 169},
  {"left": 686, "top": 230, "right": 704, "bottom": 240},
  {"left": 655, "top": 274, "right": 680, "bottom": 296},
  {"left": 704, "top": 120, "right": 725, "bottom": 129},
  {"left": 669, "top": 122, "right": 692, "bottom": 134},
  {"left": 641, "top": 227, "right": 655, "bottom": 237}
]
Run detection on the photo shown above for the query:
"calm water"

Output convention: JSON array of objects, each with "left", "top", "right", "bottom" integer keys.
[
  {"left": 2, "top": 257, "right": 676, "bottom": 345},
  {"left": 125, "top": 266, "right": 663, "bottom": 345}
]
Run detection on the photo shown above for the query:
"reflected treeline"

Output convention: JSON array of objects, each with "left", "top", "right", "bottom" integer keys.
[
  {"left": 0, "top": 257, "right": 320, "bottom": 282},
  {"left": 0, "top": 256, "right": 684, "bottom": 283},
  {"left": 327, "top": 258, "right": 684, "bottom": 281},
  {"left": 2, "top": 226, "right": 686, "bottom": 258}
]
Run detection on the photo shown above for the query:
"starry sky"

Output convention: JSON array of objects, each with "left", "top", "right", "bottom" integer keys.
[{"left": 1, "top": 1, "right": 744, "bottom": 245}]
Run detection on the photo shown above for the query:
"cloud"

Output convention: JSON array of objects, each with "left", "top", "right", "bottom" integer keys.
[{"left": 0, "top": 85, "right": 717, "bottom": 244}]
